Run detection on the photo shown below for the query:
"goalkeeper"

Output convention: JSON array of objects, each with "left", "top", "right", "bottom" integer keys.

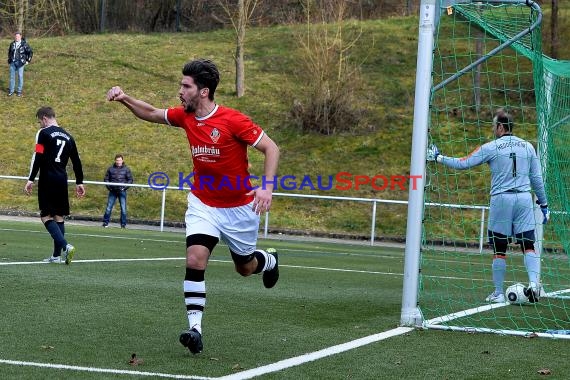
[{"left": 427, "top": 108, "right": 549, "bottom": 303}]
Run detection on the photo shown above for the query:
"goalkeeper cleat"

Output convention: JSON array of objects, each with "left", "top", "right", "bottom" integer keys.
[
  {"left": 524, "top": 282, "right": 540, "bottom": 303},
  {"left": 179, "top": 328, "right": 203, "bottom": 354},
  {"left": 485, "top": 291, "right": 505, "bottom": 303},
  {"left": 63, "top": 244, "right": 76, "bottom": 265},
  {"left": 539, "top": 284, "right": 547, "bottom": 298},
  {"left": 43, "top": 255, "right": 62, "bottom": 264},
  {"left": 263, "top": 248, "right": 279, "bottom": 289}
]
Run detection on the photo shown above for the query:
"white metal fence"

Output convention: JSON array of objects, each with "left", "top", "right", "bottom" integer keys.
[{"left": 0, "top": 175, "right": 489, "bottom": 251}]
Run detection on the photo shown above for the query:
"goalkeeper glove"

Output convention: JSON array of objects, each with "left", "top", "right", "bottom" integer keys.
[
  {"left": 426, "top": 144, "right": 442, "bottom": 163},
  {"left": 537, "top": 201, "right": 550, "bottom": 224}
]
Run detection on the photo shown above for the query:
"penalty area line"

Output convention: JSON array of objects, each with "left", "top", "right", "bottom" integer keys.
[
  {"left": 215, "top": 326, "right": 414, "bottom": 380},
  {"left": 0, "top": 359, "right": 211, "bottom": 380},
  {"left": 0, "top": 328, "right": 415, "bottom": 379}
]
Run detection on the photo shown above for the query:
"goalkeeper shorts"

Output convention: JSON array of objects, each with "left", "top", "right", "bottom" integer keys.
[{"left": 488, "top": 192, "right": 535, "bottom": 236}]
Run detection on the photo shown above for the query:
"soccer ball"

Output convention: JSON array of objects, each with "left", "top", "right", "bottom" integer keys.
[{"left": 505, "top": 283, "right": 528, "bottom": 305}]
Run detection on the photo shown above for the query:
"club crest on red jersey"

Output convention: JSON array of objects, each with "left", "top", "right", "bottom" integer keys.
[{"left": 210, "top": 128, "right": 220, "bottom": 143}]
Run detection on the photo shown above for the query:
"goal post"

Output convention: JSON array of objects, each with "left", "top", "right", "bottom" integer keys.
[
  {"left": 402, "top": 0, "right": 570, "bottom": 337},
  {"left": 400, "top": 0, "right": 437, "bottom": 326}
]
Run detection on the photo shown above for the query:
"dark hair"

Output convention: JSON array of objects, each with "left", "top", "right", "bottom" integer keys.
[
  {"left": 114, "top": 154, "right": 124, "bottom": 160},
  {"left": 36, "top": 106, "right": 56, "bottom": 119},
  {"left": 182, "top": 59, "right": 220, "bottom": 100},
  {"left": 493, "top": 108, "right": 514, "bottom": 132}
]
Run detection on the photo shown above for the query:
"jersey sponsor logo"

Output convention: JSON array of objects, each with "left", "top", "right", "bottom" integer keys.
[
  {"left": 191, "top": 145, "right": 220, "bottom": 162},
  {"left": 210, "top": 128, "right": 220, "bottom": 143}
]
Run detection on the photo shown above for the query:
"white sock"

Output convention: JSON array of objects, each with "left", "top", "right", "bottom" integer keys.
[
  {"left": 184, "top": 280, "right": 205, "bottom": 333},
  {"left": 261, "top": 250, "right": 276, "bottom": 272},
  {"left": 187, "top": 311, "right": 202, "bottom": 334},
  {"left": 524, "top": 251, "right": 541, "bottom": 285},
  {"left": 492, "top": 258, "right": 506, "bottom": 294}
]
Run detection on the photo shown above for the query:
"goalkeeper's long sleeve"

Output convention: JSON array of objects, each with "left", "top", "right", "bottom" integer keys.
[{"left": 439, "top": 135, "right": 546, "bottom": 197}]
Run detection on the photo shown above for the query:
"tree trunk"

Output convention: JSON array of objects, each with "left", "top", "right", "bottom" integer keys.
[
  {"left": 551, "top": 0, "right": 559, "bottom": 59},
  {"left": 100, "top": 0, "right": 106, "bottom": 32},
  {"left": 406, "top": 0, "right": 414, "bottom": 16},
  {"left": 235, "top": 0, "right": 246, "bottom": 97},
  {"left": 17, "top": 0, "right": 26, "bottom": 32}
]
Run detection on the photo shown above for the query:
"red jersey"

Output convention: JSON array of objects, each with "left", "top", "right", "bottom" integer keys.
[{"left": 165, "top": 105, "right": 264, "bottom": 207}]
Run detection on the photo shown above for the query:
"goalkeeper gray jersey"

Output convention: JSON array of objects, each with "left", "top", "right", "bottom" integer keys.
[{"left": 439, "top": 134, "right": 547, "bottom": 204}]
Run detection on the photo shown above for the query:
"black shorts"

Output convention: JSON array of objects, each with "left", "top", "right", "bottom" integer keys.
[{"left": 38, "top": 179, "right": 70, "bottom": 217}]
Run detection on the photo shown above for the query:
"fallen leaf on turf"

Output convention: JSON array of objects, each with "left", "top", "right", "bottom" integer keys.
[
  {"left": 481, "top": 350, "right": 491, "bottom": 355},
  {"left": 210, "top": 357, "right": 219, "bottom": 361},
  {"left": 41, "top": 345, "right": 54, "bottom": 350},
  {"left": 128, "top": 353, "right": 144, "bottom": 366},
  {"left": 538, "top": 368, "right": 552, "bottom": 375},
  {"left": 232, "top": 363, "right": 244, "bottom": 371}
]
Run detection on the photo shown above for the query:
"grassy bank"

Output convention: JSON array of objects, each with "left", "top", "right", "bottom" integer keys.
[{"left": 2, "top": 12, "right": 568, "bottom": 239}]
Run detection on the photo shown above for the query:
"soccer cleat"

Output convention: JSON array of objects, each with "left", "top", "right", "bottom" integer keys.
[
  {"left": 63, "top": 244, "right": 76, "bottom": 265},
  {"left": 485, "top": 291, "right": 505, "bottom": 303},
  {"left": 43, "top": 256, "right": 62, "bottom": 264},
  {"left": 539, "top": 284, "right": 547, "bottom": 297},
  {"left": 524, "top": 282, "right": 540, "bottom": 303},
  {"left": 102, "top": 223, "right": 108, "bottom": 228},
  {"left": 179, "top": 328, "right": 203, "bottom": 354},
  {"left": 262, "top": 248, "right": 279, "bottom": 289}
]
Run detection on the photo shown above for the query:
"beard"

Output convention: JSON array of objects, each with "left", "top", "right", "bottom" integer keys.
[
  {"left": 183, "top": 94, "right": 200, "bottom": 113},
  {"left": 184, "top": 103, "right": 196, "bottom": 113}
]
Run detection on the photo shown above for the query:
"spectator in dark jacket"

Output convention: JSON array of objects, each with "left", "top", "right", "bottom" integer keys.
[
  {"left": 7, "top": 32, "right": 33, "bottom": 97},
  {"left": 102, "top": 154, "right": 134, "bottom": 228}
]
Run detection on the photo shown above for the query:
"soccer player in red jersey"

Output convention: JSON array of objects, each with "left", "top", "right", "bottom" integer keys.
[{"left": 107, "top": 59, "right": 280, "bottom": 354}]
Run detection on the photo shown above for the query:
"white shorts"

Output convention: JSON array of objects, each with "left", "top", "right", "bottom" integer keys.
[{"left": 185, "top": 192, "right": 260, "bottom": 255}]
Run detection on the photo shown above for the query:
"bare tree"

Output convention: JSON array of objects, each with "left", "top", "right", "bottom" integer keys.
[
  {"left": 0, "top": 0, "right": 29, "bottom": 34},
  {"left": 292, "top": 0, "right": 365, "bottom": 135},
  {"left": 0, "top": 0, "right": 29, "bottom": 32},
  {"left": 0, "top": 0, "right": 72, "bottom": 35},
  {"left": 17, "top": 0, "right": 26, "bottom": 32},
  {"left": 217, "top": 0, "right": 261, "bottom": 97}
]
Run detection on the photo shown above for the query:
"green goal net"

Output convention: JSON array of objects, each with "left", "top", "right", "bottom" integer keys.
[{"left": 421, "top": 1, "right": 570, "bottom": 337}]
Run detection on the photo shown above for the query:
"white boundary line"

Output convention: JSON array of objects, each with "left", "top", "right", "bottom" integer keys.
[
  {"left": 0, "top": 327, "right": 415, "bottom": 379},
  {"left": 1, "top": 249, "right": 417, "bottom": 379},
  {"left": 0, "top": 359, "right": 212, "bottom": 379},
  {"left": 0, "top": 258, "right": 485, "bottom": 283},
  {"left": 424, "top": 288, "right": 570, "bottom": 340},
  {"left": 215, "top": 327, "right": 414, "bottom": 380},
  {"left": 8, "top": 224, "right": 562, "bottom": 377}
]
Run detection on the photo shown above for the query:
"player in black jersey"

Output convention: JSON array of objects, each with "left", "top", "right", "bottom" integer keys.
[{"left": 24, "top": 106, "right": 85, "bottom": 264}]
